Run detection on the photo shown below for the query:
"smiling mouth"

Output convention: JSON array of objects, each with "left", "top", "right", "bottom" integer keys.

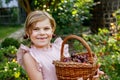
[{"left": 37, "top": 37, "right": 47, "bottom": 40}]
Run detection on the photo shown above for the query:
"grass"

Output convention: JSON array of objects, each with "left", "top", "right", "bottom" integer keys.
[{"left": 0, "top": 25, "right": 23, "bottom": 40}]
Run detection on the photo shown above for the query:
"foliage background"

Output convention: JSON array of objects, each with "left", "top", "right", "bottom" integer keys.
[{"left": 0, "top": 0, "right": 120, "bottom": 80}]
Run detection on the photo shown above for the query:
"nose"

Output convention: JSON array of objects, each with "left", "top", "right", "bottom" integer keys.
[{"left": 38, "top": 29, "right": 45, "bottom": 35}]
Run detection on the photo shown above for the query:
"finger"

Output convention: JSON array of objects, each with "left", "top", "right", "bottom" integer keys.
[
  {"left": 93, "top": 72, "right": 99, "bottom": 78},
  {"left": 96, "top": 63, "right": 101, "bottom": 68},
  {"left": 99, "top": 70, "right": 104, "bottom": 75},
  {"left": 96, "top": 64, "right": 104, "bottom": 75}
]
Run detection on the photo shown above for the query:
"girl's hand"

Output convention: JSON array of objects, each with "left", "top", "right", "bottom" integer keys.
[{"left": 93, "top": 64, "right": 104, "bottom": 79}]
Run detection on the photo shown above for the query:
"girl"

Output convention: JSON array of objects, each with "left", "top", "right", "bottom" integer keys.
[
  {"left": 17, "top": 10, "right": 104, "bottom": 80},
  {"left": 17, "top": 10, "right": 69, "bottom": 80}
]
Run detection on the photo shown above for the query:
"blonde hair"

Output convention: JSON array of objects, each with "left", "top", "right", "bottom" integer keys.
[{"left": 24, "top": 10, "right": 56, "bottom": 37}]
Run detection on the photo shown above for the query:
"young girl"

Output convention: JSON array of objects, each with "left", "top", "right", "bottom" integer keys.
[
  {"left": 17, "top": 10, "right": 69, "bottom": 80},
  {"left": 17, "top": 10, "right": 104, "bottom": 80}
]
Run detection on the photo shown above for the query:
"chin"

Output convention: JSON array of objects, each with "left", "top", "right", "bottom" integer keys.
[{"left": 35, "top": 43, "right": 49, "bottom": 48}]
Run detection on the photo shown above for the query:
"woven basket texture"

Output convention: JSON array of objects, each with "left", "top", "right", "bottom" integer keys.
[{"left": 53, "top": 35, "right": 98, "bottom": 80}]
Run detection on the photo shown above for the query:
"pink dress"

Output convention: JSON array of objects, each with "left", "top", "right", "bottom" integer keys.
[{"left": 17, "top": 37, "right": 69, "bottom": 80}]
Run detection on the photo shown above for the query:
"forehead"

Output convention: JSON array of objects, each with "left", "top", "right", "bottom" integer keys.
[{"left": 34, "top": 18, "right": 51, "bottom": 27}]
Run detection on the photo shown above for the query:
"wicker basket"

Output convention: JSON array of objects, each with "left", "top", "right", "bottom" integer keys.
[{"left": 53, "top": 35, "right": 98, "bottom": 80}]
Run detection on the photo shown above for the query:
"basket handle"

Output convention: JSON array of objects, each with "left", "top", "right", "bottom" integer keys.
[{"left": 61, "top": 35, "right": 93, "bottom": 63}]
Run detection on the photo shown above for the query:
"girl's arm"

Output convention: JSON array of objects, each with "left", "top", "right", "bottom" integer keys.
[{"left": 23, "top": 53, "right": 43, "bottom": 80}]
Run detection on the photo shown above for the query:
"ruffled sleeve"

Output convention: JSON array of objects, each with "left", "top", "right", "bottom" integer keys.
[
  {"left": 53, "top": 37, "right": 70, "bottom": 57},
  {"left": 16, "top": 44, "right": 30, "bottom": 68}
]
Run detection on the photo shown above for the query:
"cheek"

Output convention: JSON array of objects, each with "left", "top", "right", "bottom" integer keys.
[
  {"left": 48, "top": 31, "right": 53, "bottom": 38},
  {"left": 47, "top": 30, "right": 53, "bottom": 35},
  {"left": 30, "top": 31, "right": 38, "bottom": 39},
  {"left": 46, "top": 31, "right": 53, "bottom": 40}
]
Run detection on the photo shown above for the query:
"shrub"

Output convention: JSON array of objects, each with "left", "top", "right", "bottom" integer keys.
[
  {"left": 0, "top": 48, "right": 5, "bottom": 62},
  {"left": 0, "top": 59, "right": 28, "bottom": 80},
  {"left": 0, "top": 46, "right": 17, "bottom": 59},
  {"left": 81, "top": 28, "right": 120, "bottom": 80},
  {"left": 70, "top": 28, "right": 120, "bottom": 79},
  {"left": 1, "top": 38, "right": 20, "bottom": 48},
  {"left": 51, "top": 0, "right": 93, "bottom": 35}
]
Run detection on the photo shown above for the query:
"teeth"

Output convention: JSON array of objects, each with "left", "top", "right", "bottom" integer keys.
[{"left": 37, "top": 37, "right": 47, "bottom": 39}]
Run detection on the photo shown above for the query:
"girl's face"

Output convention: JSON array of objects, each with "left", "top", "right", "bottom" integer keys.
[{"left": 30, "top": 18, "right": 53, "bottom": 48}]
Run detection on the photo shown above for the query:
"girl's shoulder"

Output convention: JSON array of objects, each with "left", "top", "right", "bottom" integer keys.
[
  {"left": 16, "top": 44, "right": 30, "bottom": 67},
  {"left": 52, "top": 37, "right": 69, "bottom": 49},
  {"left": 52, "top": 37, "right": 63, "bottom": 49},
  {"left": 52, "top": 37, "right": 70, "bottom": 57}
]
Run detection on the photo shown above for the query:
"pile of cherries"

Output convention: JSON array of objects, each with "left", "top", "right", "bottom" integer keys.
[{"left": 63, "top": 53, "right": 90, "bottom": 63}]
